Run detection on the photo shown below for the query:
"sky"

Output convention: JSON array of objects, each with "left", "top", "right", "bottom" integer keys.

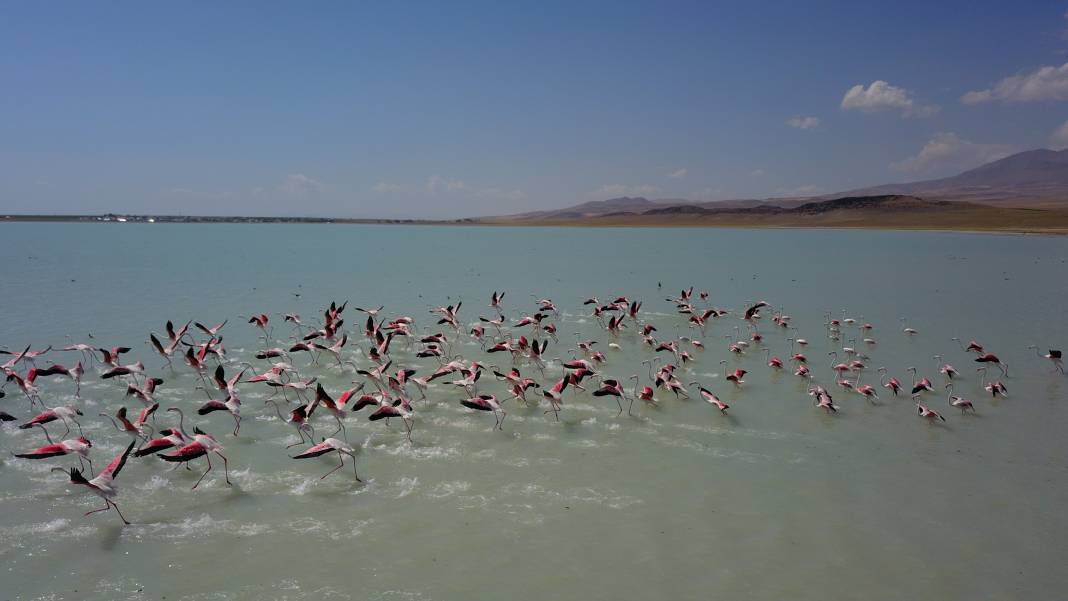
[{"left": 3, "top": 1, "right": 1068, "bottom": 218}]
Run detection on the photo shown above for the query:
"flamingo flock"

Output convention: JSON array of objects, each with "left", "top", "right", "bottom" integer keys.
[{"left": 1, "top": 288, "right": 1062, "bottom": 526}]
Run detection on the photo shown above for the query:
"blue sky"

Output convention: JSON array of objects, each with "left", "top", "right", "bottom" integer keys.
[{"left": 3, "top": 1, "right": 1068, "bottom": 218}]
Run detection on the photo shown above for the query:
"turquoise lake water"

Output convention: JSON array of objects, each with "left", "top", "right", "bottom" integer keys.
[{"left": 1, "top": 222, "right": 1067, "bottom": 600}]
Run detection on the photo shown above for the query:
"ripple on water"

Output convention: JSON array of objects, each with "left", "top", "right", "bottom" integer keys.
[
  {"left": 425, "top": 480, "right": 471, "bottom": 498},
  {"left": 141, "top": 514, "right": 272, "bottom": 540}
]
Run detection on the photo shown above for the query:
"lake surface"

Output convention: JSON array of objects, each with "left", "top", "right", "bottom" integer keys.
[{"left": 1, "top": 223, "right": 1067, "bottom": 600}]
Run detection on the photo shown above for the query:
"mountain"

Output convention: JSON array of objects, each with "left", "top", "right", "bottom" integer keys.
[
  {"left": 481, "top": 148, "right": 1068, "bottom": 224},
  {"left": 840, "top": 148, "right": 1068, "bottom": 206}
]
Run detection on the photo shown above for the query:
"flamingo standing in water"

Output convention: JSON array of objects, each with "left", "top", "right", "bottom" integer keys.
[
  {"left": 52, "top": 440, "right": 137, "bottom": 525},
  {"left": 292, "top": 438, "right": 360, "bottom": 480},
  {"left": 933, "top": 355, "right": 958, "bottom": 380},
  {"left": 906, "top": 367, "right": 933, "bottom": 396},
  {"left": 917, "top": 404, "right": 947, "bottom": 423},
  {"left": 977, "top": 367, "right": 1008, "bottom": 398},
  {"left": 945, "top": 384, "right": 975, "bottom": 414},
  {"left": 878, "top": 367, "right": 901, "bottom": 396}
]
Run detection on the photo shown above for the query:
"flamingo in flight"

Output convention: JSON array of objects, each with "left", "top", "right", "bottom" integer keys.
[
  {"left": 15, "top": 425, "right": 93, "bottom": 474},
  {"left": 461, "top": 394, "right": 508, "bottom": 429},
  {"left": 1028, "top": 346, "right": 1063, "bottom": 374},
  {"left": 292, "top": 438, "right": 361, "bottom": 480},
  {"left": 52, "top": 440, "right": 137, "bottom": 525},
  {"left": 158, "top": 427, "right": 232, "bottom": 489}
]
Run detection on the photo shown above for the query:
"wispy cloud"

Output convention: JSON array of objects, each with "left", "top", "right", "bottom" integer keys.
[
  {"left": 841, "top": 80, "right": 938, "bottom": 117},
  {"left": 666, "top": 168, "right": 687, "bottom": 179},
  {"left": 962, "top": 62, "right": 1068, "bottom": 104},
  {"left": 426, "top": 175, "right": 468, "bottom": 194},
  {"left": 890, "top": 132, "right": 1014, "bottom": 173},
  {"left": 749, "top": 169, "right": 766, "bottom": 177},
  {"left": 279, "top": 173, "right": 325, "bottom": 196},
  {"left": 1049, "top": 120, "right": 1068, "bottom": 149},
  {"left": 786, "top": 115, "right": 820, "bottom": 130}
]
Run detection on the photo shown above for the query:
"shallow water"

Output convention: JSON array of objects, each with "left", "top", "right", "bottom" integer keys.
[{"left": 1, "top": 223, "right": 1067, "bottom": 600}]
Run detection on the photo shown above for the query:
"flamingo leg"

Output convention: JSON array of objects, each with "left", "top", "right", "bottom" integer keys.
[
  {"left": 193, "top": 455, "right": 213, "bottom": 489},
  {"left": 85, "top": 501, "right": 111, "bottom": 517},
  {"left": 111, "top": 501, "right": 131, "bottom": 525},
  {"left": 217, "top": 452, "right": 232, "bottom": 485},
  {"left": 321, "top": 451, "right": 345, "bottom": 479}
]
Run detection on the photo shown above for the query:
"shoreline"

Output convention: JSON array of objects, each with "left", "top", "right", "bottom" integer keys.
[{"left": 2, "top": 213, "right": 1067, "bottom": 236}]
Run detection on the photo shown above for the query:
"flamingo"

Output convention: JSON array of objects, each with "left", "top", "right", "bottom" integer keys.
[
  {"left": 197, "top": 393, "right": 242, "bottom": 436},
  {"left": 1028, "top": 346, "right": 1064, "bottom": 374},
  {"left": 266, "top": 400, "right": 316, "bottom": 448},
  {"left": 134, "top": 426, "right": 189, "bottom": 458},
  {"left": 158, "top": 427, "right": 232, "bottom": 489},
  {"left": 906, "top": 367, "right": 933, "bottom": 396},
  {"left": 20, "top": 405, "right": 84, "bottom": 437},
  {"left": 592, "top": 379, "right": 627, "bottom": 416},
  {"left": 195, "top": 320, "right": 228, "bottom": 337},
  {"left": 693, "top": 384, "right": 729, "bottom": 413},
  {"left": 51, "top": 440, "right": 137, "bottom": 525},
  {"left": 719, "top": 361, "right": 746, "bottom": 387},
  {"left": 292, "top": 438, "right": 361, "bottom": 480},
  {"left": 878, "top": 367, "right": 902, "bottom": 396},
  {"left": 945, "top": 384, "right": 974, "bottom": 414},
  {"left": 974, "top": 353, "right": 1008, "bottom": 376},
  {"left": 952, "top": 338, "right": 984, "bottom": 354},
  {"left": 809, "top": 386, "right": 838, "bottom": 413},
  {"left": 934, "top": 355, "right": 958, "bottom": 380},
  {"left": 764, "top": 348, "right": 784, "bottom": 369},
  {"left": 917, "top": 404, "right": 947, "bottom": 423},
  {"left": 14, "top": 426, "right": 93, "bottom": 473},
  {"left": 542, "top": 375, "right": 569, "bottom": 420},
  {"left": 368, "top": 398, "right": 414, "bottom": 442},
  {"left": 461, "top": 394, "right": 508, "bottom": 430},
  {"left": 100, "top": 405, "right": 155, "bottom": 441}
]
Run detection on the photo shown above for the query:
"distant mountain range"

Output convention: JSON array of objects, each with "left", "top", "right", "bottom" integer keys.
[
  {"left": 486, "top": 148, "right": 1068, "bottom": 222},
  {"left": 840, "top": 148, "right": 1068, "bottom": 206}
]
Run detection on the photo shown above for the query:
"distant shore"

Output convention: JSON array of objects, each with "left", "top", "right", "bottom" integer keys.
[{"left": 3, "top": 209, "right": 1068, "bottom": 235}]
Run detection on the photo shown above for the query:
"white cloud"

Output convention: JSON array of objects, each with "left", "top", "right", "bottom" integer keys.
[
  {"left": 962, "top": 62, "right": 1068, "bottom": 104},
  {"left": 890, "top": 132, "right": 1015, "bottom": 174},
  {"left": 1049, "top": 120, "right": 1068, "bottom": 149},
  {"left": 749, "top": 169, "right": 766, "bottom": 177},
  {"left": 786, "top": 115, "right": 820, "bottom": 130},
  {"left": 426, "top": 175, "right": 468, "bottom": 194},
  {"left": 667, "top": 168, "right": 687, "bottom": 179},
  {"left": 280, "top": 173, "right": 324, "bottom": 196},
  {"left": 593, "top": 183, "right": 661, "bottom": 198},
  {"left": 371, "top": 182, "right": 406, "bottom": 193},
  {"left": 841, "top": 80, "right": 938, "bottom": 117}
]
